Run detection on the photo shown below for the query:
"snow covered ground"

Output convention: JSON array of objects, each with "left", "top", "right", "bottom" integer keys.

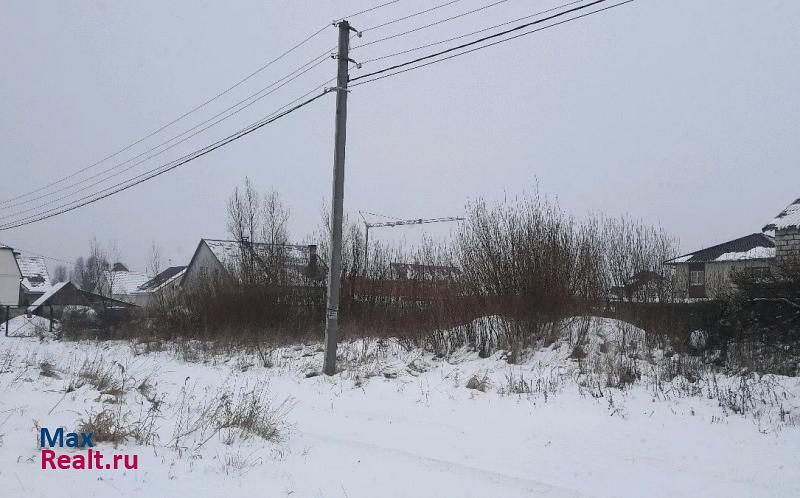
[{"left": 1, "top": 317, "right": 799, "bottom": 497}]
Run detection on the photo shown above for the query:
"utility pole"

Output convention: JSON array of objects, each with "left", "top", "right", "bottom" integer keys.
[{"left": 323, "top": 20, "right": 353, "bottom": 376}]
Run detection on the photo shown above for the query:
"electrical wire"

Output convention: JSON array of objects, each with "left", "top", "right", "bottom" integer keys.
[
  {"left": 0, "top": 56, "right": 334, "bottom": 220},
  {"left": 352, "top": 0, "right": 509, "bottom": 50},
  {"left": 0, "top": 241, "right": 76, "bottom": 266},
  {"left": 350, "top": 0, "right": 630, "bottom": 85},
  {"left": 361, "top": 0, "right": 463, "bottom": 32},
  {"left": 358, "top": 0, "right": 585, "bottom": 63},
  {"left": 0, "top": 88, "right": 333, "bottom": 231},
  {"left": 338, "top": 0, "right": 402, "bottom": 20},
  {"left": 0, "top": 24, "right": 335, "bottom": 207},
  {"left": 0, "top": 0, "right": 633, "bottom": 230}
]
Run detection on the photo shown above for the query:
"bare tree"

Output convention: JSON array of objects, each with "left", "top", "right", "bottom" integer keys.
[
  {"left": 146, "top": 242, "right": 162, "bottom": 278},
  {"left": 596, "top": 214, "right": 679, "bottom": 303},
  {"left": 69, "top": 240, "right": 110, "bottom": 291},
  {"left": 227, "top": 177, "right": 261, "bottom": 281},
  {"left": 260, "top": 188, "right": 291, "bottom": 284},
  {"left": 53, "top": 264, "right": 68, "bottom": 283},
  {"left": 260, "top": 188, "right": 289, "bottom": 246}
]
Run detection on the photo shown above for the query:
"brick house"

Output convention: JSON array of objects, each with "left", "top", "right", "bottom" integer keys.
[{"left": 762, "top": 198, "right": 800, "bottom": 267}]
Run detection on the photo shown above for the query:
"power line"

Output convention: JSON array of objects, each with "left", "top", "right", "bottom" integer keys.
[
  {"left": 0, "top": 0, "right": 633, "bottom": 230},
  {"left": 0, "top": 24, "right": 336, "bottom": 207},
  {"left": 339, "top": 0, "right": 402, "bottom": 20},
  {"left": 3, "top": 0, "right": 399, "bottom": 210},
  {"left": 0, "top": 242, "right": 76, "bottom": 266},
  {"left": 0, "top": 55, "right": 333, "bottom": 219},
  {"left": 358, "top": 0, "right": 585, "bottom": 63},
  {"left": 350, "top": 0, "right": 631, "bottom": 86},
  {"left": 0, "top": 81, "right": 334, "bottom": 229},
  {"left": 352, "top": 0, "right": 509, "bottom": 50},
  {"left": 361, "top": 0, "right": 464, "bottom": 32},
  {"left": 0, "top": 88, "right": 333, "bottom": 231}
]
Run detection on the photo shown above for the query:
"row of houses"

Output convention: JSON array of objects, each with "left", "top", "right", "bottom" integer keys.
[
  {"left": 82, "top": 238, "right": 321, "bottom": 306},
  {"left": 4, "top": 196, "right": 798, "bottom": 315},
  {"left": 0, "top": 238, "right": 320, "bottom": 312}
]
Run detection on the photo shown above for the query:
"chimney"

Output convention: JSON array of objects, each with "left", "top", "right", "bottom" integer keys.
[{"left": 307, "top": 244, "right": 318, "bottom": 278}]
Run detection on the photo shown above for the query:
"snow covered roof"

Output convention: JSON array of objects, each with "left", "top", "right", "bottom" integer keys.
[
  {"left": 103, "top": 270, "right": 150, "bottom": 295},
  {"left": 763, "top": 198, "right": 800, "bottom": 233},
  {"left": 27, "top": 281, "right": 69, "bottom": 312},
  {"left": 202, "top": 239, "right": 311, "bottom": 269},
  {"left": 137, "top": 266, "right": 186, "bottom": 292},
  {"left": 195, "top": 239, "right": 319, "bottom": 284},
  {"left": 664, "top": 233, "right": 775, "bottom": 265},
  {"left": 15, "top": 254, "right": 52, "bottom": 294}
]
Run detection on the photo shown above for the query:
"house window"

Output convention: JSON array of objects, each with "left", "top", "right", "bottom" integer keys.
[
  {"left": 748, "top": 267, "right": 771, "bottom": 280},
  {"left": 689, "top": 269, "right": 705, "bottom": 286}
]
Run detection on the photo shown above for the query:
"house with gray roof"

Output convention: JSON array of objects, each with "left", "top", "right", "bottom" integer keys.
[
  {"left": 665, "top": 197, "right": 800, "bottom": 299},
  {"left": 131, "top": 266, "right": 187, "bottom": 306}
]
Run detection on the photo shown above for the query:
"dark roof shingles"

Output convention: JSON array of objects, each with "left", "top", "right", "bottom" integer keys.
[{"left": 665, "top": 233, "right": 774, "bottom": 264}]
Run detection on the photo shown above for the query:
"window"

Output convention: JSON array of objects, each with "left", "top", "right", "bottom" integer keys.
[
  {"left": 747, "top": 267, "right": 771, "bottom": 280},
  {"left": 689, "top": 269, "right": 705, "bottom": 286}
]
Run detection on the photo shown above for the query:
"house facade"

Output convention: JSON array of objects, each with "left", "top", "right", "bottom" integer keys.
[
  {"left": 665, "top": 233, "right": 775, "bottom": 299},
  {"left": 182, "top": 239, "right": 320, "bottom": 289},
  {"left": 132, "top": 266, "right": 187, "bottom": 306},
  {"left": 666, "top": 198, "right": 800, "bottom": 299},
  {"left": 0, "top": 245, "right": 21, "bottom": 306}
]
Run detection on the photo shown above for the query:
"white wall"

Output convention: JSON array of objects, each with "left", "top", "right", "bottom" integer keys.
[
  {"left": 0, "top": 248, "right": 21, "bottom": 306},
  {"left": 182, "top": 242, "right": 225, "bottom": 288},
  {"left": 673, "top": 259, "right": 773, "bottom": 299}
]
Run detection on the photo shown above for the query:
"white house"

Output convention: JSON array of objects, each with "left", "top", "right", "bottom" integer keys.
[
  {"left": 181, "top": 239, "right": 320, "bottom": 288},
  {"left": 131, "top": 265, "right": 187, "bottom": 306},
  {"left": 0, "top": 244, "right": 21, "bottom": 307}
]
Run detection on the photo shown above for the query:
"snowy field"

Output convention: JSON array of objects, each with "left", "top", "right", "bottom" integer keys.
[{"left": 1, "top": 317, "right": 799, "bottom": 497}]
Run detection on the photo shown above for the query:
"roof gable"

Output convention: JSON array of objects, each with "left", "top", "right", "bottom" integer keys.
[
  {"left": 138, "top": 266, "right": 187, "bottom": 292},
  {"left": 102, "top": 270, "right": 150, "bottom": 295},
  {"left": 763, "top": 198, "right": 800, "bottom": 233},
  {"left": 665, "top": 233, "right": 775, "bottom": 264},
  {"left": 201, "top": 239, "right": 312, "bottom": 268},
  {"left": 15, "top": 254, "right": 52, "bottom": 293}
]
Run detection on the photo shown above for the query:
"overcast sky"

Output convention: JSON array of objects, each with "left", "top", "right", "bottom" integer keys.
[{"left": 1, "top": 0, "right": 798, "bottom": 272}]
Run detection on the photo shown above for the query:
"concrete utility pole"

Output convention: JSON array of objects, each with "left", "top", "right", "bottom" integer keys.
[{"left": 323, "top": 20, "right": 353, "bottom": 376}]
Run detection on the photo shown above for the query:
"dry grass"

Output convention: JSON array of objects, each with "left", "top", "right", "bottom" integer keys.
[
  {"left": 171, "top": 382, "right": 290, "bottom": 451},
  {"left": 77, "top": 409, "right": 132, "bottom": 445},
  {"left": 466, "top": 374, "right": 490, "bottom": 392}
]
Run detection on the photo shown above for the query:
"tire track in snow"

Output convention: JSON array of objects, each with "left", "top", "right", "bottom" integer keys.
[{"left": 302, "top": 430, "right": 582, "bottom": 497}]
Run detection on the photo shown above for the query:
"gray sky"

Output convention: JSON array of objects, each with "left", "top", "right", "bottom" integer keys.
[{"left": 1, "top": 0, "right": 798, "bottom": 272}]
